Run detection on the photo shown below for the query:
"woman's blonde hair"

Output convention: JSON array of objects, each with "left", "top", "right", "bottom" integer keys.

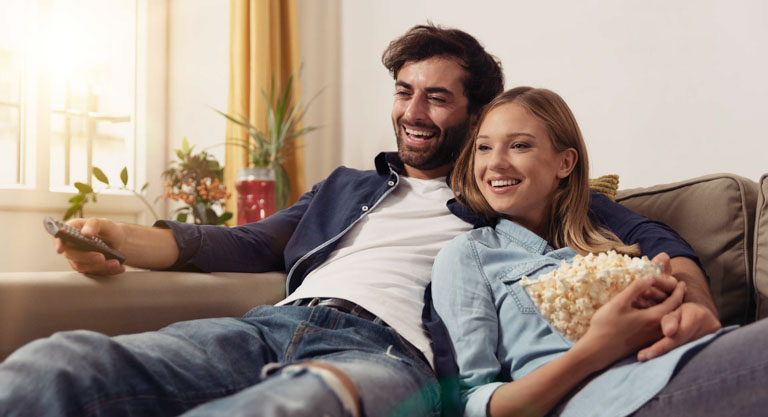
[{"left": 452, "top": 87, "right": 639, "bottom": 256}]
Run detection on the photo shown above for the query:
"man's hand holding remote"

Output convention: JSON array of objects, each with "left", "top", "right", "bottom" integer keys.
[{"left": 53, "top": 218, "right": 179, "bottom": 275}]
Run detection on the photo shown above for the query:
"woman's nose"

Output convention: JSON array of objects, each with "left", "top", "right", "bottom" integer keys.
[{"left": 488, "top": 149, "right": 510, "bottom": 170}]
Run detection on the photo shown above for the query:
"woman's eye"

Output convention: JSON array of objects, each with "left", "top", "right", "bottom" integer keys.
[
  {"left": 511, "top": 143, "right": 529, "bottom": 150},
  {"left": 476, "top": 144, "right": 491, "bottom": 151}
]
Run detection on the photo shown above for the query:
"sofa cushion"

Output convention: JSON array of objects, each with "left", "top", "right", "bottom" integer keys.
[
  {"left": 616, "top": 174, "right": 758, "bottom": 325},
  {"left": 755, "top": 174, "right": 768, "bottom": 320}
]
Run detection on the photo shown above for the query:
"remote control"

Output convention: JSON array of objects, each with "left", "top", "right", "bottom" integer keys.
[{"left": 43, "top": 217, "right": 126, "bottom": 264}]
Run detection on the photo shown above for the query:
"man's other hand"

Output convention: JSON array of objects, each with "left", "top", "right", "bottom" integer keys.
[{"left": 637, "top": 302, "right": 722, "bottom": 361}]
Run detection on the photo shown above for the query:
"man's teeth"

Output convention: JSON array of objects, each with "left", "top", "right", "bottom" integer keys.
[
  {"left": 405, "top": 127, "right": 436, "bottom": 140},
  {"left": 491, "top": 179, "right": 521, "bottom": 187}
]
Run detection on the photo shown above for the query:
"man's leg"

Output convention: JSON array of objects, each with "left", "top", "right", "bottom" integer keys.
[
  {"left": 632, "top": 319, "right": 768, "bottom": 416},
  {"left": 180, "top": 306, "right": 440, "bottom": 417},
  {"left": 0, "top": 305, "right": 297, "bottom": 417}
]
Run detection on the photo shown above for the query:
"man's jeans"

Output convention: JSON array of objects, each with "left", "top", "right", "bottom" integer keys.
[{"left": 0, "top": 305, "right": 440, "bottom": 417}]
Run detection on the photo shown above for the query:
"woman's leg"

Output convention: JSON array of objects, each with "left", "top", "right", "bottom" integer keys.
[{"left": 632, "top": 319, "right": 768, "bottom": 416}]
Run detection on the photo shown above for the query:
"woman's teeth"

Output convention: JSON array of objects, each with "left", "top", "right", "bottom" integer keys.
[{"left": 491, "top": 179, "right": 521, "bottom": 187}]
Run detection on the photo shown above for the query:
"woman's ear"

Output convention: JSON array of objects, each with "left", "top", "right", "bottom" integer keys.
[{"left": 556, "top": 148, "right": 578, "bottom": 179}]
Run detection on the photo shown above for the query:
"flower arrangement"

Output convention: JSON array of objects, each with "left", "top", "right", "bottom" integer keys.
[
  {"left": 219, "top": 73, "right": 319, "bottom": 210},
  {"left": 162, "top": 138, "right": 232, "bottom": 225}
]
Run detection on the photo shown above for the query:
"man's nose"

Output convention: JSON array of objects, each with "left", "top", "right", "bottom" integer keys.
[{"left": 404, "top": 94, "right": 428, "bottom": 122}]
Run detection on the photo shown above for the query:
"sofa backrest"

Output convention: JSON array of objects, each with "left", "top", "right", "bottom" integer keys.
[
  {"left": 617, "top": 174, "right": 758, "bottom": 326},
  {"left": 754, "top": 175, "right": 768, "bottom": 319}
]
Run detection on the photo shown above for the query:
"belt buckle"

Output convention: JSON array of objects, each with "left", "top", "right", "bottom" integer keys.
[{"left": 306, "top": 297, "right": 321, "bottom": 307}]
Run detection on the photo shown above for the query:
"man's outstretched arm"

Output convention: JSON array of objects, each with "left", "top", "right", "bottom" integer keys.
[{"left": 54, "top": 218, "right": 179, "bottom": 275}]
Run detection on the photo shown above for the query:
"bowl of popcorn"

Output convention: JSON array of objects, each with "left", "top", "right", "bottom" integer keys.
[{"left": 520, "top": 250, "right": 664, "bottom": 341}]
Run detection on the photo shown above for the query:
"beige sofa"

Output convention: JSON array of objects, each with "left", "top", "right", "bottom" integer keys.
[{"left": 2, "top": 173, "right": 767, "bottom": 361}]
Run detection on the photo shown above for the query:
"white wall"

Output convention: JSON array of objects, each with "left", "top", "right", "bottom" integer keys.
[
  {"left": 340, "top": 0, "right": 768, "bottom": 188},
  {"left": 167, "top": 0, "right": 229, "bottom": 164}
]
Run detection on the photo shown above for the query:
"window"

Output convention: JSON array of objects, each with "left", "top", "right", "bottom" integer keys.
[
  {"left": 0, "top": 1, "right": 25, "bottom": 186},
  {"left": 0, "top": 0, "right": 165, "bottom": 221}
]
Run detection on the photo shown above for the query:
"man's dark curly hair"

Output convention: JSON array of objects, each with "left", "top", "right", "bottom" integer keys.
[{"left": 382, "top": 23, "right": 504, "bottom": 115}]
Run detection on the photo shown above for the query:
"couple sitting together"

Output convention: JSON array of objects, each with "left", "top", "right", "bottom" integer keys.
[{"left": 1, "top": 23, "right": 766, "bottom": 417}]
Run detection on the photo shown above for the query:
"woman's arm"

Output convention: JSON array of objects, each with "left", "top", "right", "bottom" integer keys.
[{"left": 488, "top": 277, "right": 687, "bottom": 417}]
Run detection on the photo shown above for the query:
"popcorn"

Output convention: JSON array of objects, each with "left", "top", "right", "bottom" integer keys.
[{"left": 520, "top": 250, "right": 663, "bottom": 341}]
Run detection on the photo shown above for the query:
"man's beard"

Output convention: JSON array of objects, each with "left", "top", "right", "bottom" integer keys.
[{"left": 393, "top": 119, "right": 470, "bottom": 171}]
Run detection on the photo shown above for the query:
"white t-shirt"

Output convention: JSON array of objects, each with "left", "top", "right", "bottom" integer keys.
[{"left": 277, "top": 176, "right": 472, "bottom": 367}]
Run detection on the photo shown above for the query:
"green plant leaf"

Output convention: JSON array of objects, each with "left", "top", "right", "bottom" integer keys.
[
  {"left": 68, "top": 194, "right": 85, "bottom": 204},
  {"left": 63, "top": 206, "right": 78, "bottom": 220},
  {"left": 182, "top": 137, "right": 191, "bottom": 154},
  {"left": 274, "top": 162, "right": 290, "bottom": 211},
  {"left": 176, "top": 212, "right": 188, "bottom": 223},
  {"left": 120, "top": 167, "right": 128, "bottom": 186},
  {"left": 92, "top": 167, "right": 109, "bottom": 185},
  {"left": 217, "top": 212, "right": 233, "bottom": 225},
  {"left": 74, "top": 182, "right": 94, "bottom": 194},
  {"left": 141, "top": 182, "right": 149, "bottom": 192}
]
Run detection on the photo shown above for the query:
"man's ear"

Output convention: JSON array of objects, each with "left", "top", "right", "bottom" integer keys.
[{"left": 557, "top": 148, "right": 578, "bottom": 179}]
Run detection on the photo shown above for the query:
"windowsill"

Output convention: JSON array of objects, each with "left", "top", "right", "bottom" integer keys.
[{"left": 0, "top": 187, "right": 158, "bottom": 214}]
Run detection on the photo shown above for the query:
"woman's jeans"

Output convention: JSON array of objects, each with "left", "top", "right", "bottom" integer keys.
[
  {"left": 0, "top": 305, "right": 440, "bottom": 417},
  {"left": 629, "top": 318, "right": 768, "bottom": 416}
]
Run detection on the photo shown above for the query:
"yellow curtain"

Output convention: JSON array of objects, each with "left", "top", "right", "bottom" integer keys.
[{"left": 225, "top": 0, "right": 305, "bottom": 218}]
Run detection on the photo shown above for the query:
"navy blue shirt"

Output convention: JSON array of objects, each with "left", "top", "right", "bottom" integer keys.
[{"left": 156, "top": 152, "right": 701, "bottom": 417}]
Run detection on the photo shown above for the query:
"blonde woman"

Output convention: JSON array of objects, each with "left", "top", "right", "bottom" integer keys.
[{"left": 431, "top": 87, "right": 766, "bottom": 417}]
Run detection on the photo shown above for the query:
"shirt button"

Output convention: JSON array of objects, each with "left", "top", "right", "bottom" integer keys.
[
  {"left": 362, "top": 205, "right": 369, "bottom": 212},
  {"left": 387, "top": 180, "right": 395, "bottom": 186}
]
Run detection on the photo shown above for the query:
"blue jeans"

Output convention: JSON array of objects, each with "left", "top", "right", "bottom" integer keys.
[
  {"left": 0, "top": 305, "right": 440, "bottom": 417},
  {"left": 629, "top": 318, "right": 768, "bottom": 416}
]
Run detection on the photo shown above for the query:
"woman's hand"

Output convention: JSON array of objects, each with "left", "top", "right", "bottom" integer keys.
[{"left": 578, "top": 276, "right": 687, "bottom": 369}]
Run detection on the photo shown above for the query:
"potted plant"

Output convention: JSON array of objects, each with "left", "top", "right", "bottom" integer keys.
[
  {"left": 161, "top": 138, "right": 233, "bottom": 225},
  {"left": 219, "top": 73, "right": 319, "bottom": 225}
]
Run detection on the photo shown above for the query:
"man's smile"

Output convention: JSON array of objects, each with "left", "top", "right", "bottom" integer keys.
[{"left": 401, "top": 124, "right": 439, "bottom": 145}]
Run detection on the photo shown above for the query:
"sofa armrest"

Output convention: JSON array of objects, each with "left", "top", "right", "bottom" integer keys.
[{"left": 0, "top": 270, "right": 286, "bottom": 360}]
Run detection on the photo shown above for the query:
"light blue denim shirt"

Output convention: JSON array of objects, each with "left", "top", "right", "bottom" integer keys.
[{"left": 432, "top": 219, "right": 727, "bottom": 417}]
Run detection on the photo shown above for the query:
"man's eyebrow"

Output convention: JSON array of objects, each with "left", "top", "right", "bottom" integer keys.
[
  {"left": 425, "top": 87, "right": 455, "bottom": 96},
  {"left": 394, "top": 81, "right": 456, "bottom": 97},
  {"left": 395, "top": 81, "right": 412, "bottom": 89}
]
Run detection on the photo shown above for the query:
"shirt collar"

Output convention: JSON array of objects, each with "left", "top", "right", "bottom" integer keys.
[{"left": 495, "top": 218, "right": 551, "bottom": 255}]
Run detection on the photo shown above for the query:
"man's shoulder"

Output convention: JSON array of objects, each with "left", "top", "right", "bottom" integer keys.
[{"left": 323, "top": 165, "right": 386, "bottom": 184}]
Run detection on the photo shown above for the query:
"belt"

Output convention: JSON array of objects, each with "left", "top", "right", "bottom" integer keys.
[{"left": 292, "top": 297, "right": 388, "bottom": 326}]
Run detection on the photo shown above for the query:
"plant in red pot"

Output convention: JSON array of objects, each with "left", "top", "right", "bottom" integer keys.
[{"left": 220, "top": 75, "right": 318, "bottom": 225}]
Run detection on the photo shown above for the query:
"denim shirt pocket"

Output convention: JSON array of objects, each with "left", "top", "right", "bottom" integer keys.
[{"left": 498, "top": 259, "right": 558, "bottom": 315}]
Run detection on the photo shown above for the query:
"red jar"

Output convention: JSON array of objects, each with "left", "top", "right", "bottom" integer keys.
[{"left": 235, "top": 167, "right": 276, "bottom": 225}]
